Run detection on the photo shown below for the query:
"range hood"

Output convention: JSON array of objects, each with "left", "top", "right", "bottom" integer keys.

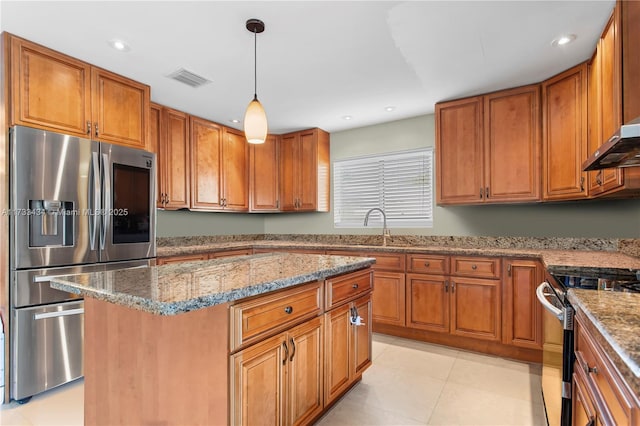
[{"left": 582, "top": 117, "right": 640, "bottom": 171}]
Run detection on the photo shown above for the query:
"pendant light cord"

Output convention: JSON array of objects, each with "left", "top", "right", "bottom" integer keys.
[{"left": 253, "top": 29, "right": 258, "bottom": 100}]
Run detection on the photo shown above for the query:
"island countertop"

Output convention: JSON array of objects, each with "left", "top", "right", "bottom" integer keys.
[{"left": 49, "top": 253, "right": 375, "bottom": 315}]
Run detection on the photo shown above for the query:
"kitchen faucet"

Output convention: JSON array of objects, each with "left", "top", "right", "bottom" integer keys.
[{"left": 363, "top": 208, "right": 391, "bottom": 246}]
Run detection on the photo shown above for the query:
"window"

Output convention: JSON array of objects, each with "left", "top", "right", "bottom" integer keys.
[{"left": 333, "top": 148, "right": 433, "bottom": 228}]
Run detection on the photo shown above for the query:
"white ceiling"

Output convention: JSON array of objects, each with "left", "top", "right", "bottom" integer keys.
[{"left": 1, "top": 1, "right": 615, "bottom": 134}]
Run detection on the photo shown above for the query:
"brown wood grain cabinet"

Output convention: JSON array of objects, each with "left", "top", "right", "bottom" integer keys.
[
  {"left": 157, "top": 107, "right": 190, "bottom": 209},
  {"left": 9, "top": 34, "right": 149, "bottom": 150},
  {"left": 542, "top": 63, "right": 589, "bottom": 200},
  {"left": 406, "top": 273, "right": 450, "bottom": 333},
  {"left": 279, "top": 128, "right": 330, "bottom": 212},
  {"left": 574, "top": 311, "right": 640, "bottom": 425},
  {"left": 221, "top": 127, "right": 250, "bottom": 211},
  {"left": 231, "top": 316, "right": 324, "bottom": 426},
  {"left": 502, "top": 259, "right": 543, "bottom": 349},
  {"left": 150, "top": 103, "right": 162, "bottom": 204},
  {"left": 250, "top": 134, "right": 280, "bottom": 211},
  {"left": 156, "top": 253, "right": 207, "bottom": 265},
  {"left": 436, "top": 85, "right": 540, "bottom": 205}
]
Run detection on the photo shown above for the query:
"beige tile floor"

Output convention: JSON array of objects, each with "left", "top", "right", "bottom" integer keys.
[{"left": 0, "top": 333, "right": 547, "bottom": 425}]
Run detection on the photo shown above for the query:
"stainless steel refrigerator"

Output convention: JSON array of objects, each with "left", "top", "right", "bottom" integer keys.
[{"left": 8, "top": 125, "right": 156, "bottom": 402}]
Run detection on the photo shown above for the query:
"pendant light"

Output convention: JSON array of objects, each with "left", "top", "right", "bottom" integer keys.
[{"left": 244, "top": 18, "right": 268, "bottom": 144}]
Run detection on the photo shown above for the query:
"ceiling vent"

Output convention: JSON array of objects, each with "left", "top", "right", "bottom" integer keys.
[{"left": 166, "top": 68, "right": 212, "bottom": 88}]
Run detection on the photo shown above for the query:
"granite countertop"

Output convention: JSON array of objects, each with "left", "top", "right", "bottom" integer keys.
[
  {"left": 568, "top": 289, "right": 640, "bottom": 396},
  {"left": 49, "top": 253, "right": 375, "bottom": 316}
]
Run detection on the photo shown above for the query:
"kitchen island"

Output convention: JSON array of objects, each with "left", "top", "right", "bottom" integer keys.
[{"left": 50, "top": 252, "right": 375, "bottom": 426}]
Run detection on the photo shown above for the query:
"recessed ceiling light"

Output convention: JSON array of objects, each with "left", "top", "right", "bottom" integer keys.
[
  {"left": 108, "top": 39, "right": 131, "bottom": 52},
  {"left": 385, "top": 106, "right": 396, "bottom": 112},
  {"left": 342, "top": 115, "right": 353, "bottom": 120},
  {"left": 551, "top": 34, "right": 576, "bottom": 47},
  {"left": 230, "top": 119, "right": 241, "bottom": 124}
]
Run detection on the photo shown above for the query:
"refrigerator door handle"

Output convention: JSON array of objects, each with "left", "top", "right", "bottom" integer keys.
[
  {"left": 89, "top": 151, "right": 100, "bottom": 250},
  {"left": 100, "top": 152, "right": 111, "bottom": 250}
]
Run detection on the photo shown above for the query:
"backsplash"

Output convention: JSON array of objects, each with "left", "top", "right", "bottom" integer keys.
[{"left": 157, "top": 233, "right": 635, "bottom": 254}]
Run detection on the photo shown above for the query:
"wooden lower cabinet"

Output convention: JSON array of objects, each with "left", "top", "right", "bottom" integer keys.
[
  {"left": 371, "top": 271, "right": 405, "bottom": 326},
  {"left": 502, "top": 259, "right": 543, "bottom": 349},
  {"left": 231, "top": 316, "right": 323, "bottom": 426},
  {"left": 324, "top": 294, "right": 372, "bottom": 405},
  {"left": 156, "top": 253, "right": 206, "bottom": 265},
  {"left": 573, "top": 368, "right": 598, "bottom": 426},
  {"left": 406, "top": 274, "right": 449, "bottom": 333}
]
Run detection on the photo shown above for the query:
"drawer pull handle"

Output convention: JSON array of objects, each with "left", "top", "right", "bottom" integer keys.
[
  {"left": 352, "top": 283, "right": 359, "bottom": 289},
  {"left": 472, "top": 264, "right": 477, "bottom": 270},
  {"left": 588, "top": 366, "right": 598, "bottom": 375},
  {"left": 284, "top": 306, "right": 293, "bottom": 314},
  {"left": 424, "top": 261, "right": 430, "bottom": 267}
]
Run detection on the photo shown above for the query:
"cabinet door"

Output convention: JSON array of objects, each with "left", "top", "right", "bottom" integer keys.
[
  {"left": 297, "top": 130, "right": 319, "bottom": 211},
  {"left": 10, "top": 35, "right": 91, "bottom": 136},
  {"left": 279, "top": 133, "right": 299, "bottom": 211},
  {"left": 150, "top": 104, "right": 163, "bottom": 207},
  {"left": 485, "top": 85, "right": 541, "bottom": 202},
  {"left": 352, "top": 294, "right": 372, "bottom": 378},
  {"left": 573, "top": 370, "right": 598, "bottom": 426},
  {"left": 286, "top": 317, "right": 323, "bottom": 426},
  {"left": 371, "top": 271, "right": 406, "bottom": 327},
  {"left": 231, "top": 334, "right": 286, "bottom": 426},
  {"left": 542, "top": 65, "right": 588, "bottom": 200},
  {"left": 250, "top": 135, "right": 280, "bottom": 211},
  {"left": 91, "top": 67, "right": 149, "bottom": 149},
  {"left": 502, "top": 259, "right": 542, "bottom": 349},
  {"left": 190, "top": 117, "right": 222, "bottom": 210},
  {"left": 406, "top": 274, "right": 449, "bottom": 333},
  {"left": 435, "top": 97, "right": 484, "bottom": 204},
  {"left": 222, "top": 128, "right": 250, "bottom": 211},
  {"left": 450, "top": 277, "right": 501, "bottom": 341},
  {"left": 587, "top": 49, "right": 603, "bottom": 195},
  {"left": 162, "top": 108, "right": 190, "bottom": 209},
  {"left": 324, "top": 303, "right": 351, "bottom": 404}
]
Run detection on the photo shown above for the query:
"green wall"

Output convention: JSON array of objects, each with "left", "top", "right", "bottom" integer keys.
[{"left": 158, "top": 114, "right": 640, "bottom": 238}]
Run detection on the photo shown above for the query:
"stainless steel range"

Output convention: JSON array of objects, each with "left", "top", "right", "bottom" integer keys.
[
  {"left": 537, "top": 266, "right": 640, "bottom": 426},
  {"left": 8, "top": 126, "right": 156, "bottom": 402}
]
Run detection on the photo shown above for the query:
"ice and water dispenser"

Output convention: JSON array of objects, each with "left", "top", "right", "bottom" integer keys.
[{"left": 28, "top": 200, "right": 74, "bottom": 248}]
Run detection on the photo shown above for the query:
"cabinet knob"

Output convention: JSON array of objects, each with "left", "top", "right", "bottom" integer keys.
[
  {"left": 588, "top": 366, "right": 598, "bottom": 375},
  {"left": 424, "top": 261, "right": 430, "bottom": 267},
  {"left": 284, "top": 306, "right": 293, "bottom": 314},
  {"left": 472, "top": 264, "right": 477, "bottom": 270},
  {"left": 352, "top": 283, "right": 359, "bottom": 289}
]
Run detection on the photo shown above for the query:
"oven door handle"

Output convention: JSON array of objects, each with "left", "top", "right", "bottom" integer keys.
[{"left": 536, "top": 282, "right": 564, "bottom": 321}]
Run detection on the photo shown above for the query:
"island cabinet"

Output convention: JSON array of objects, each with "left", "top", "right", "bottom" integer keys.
[
  {"left": 326, "top": 250, "right": 406, "bottom": 327},
  {"left": 573, "top": 311, "right": 640, "bottom": 425},
  {"left": 502, "top": 259, "right": 543, "bottom": 349},
  {"left": 542, "top": 63, "right": 589, "bottom": 201},
  {"left": 279, "top": 128, "right": 330, "bottom": 212},
  {"left": 323, "top": 269, "right": 373, "bottom": 405},
  {"left": 435, "top": 84, "right": 541, "bottom": 205},
  {"left": 7, "top": 33, "right": 150, "bottom": 150},
  {"left": 250, "top": 134, "right": 280, "bottom": 211}
]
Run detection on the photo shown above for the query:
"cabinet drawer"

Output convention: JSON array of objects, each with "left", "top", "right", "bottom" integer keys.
[
  {"left": 407, "top": 254, "right": 449, "bottom": 274},
  {"left": 451, "top": 256, "right": 500, "bottom": 279},
  {"left": 368, "top": 253, "right": 405, "bottom": 271},
  {"left": 230, "top": 281, "right": 322, "bottom": 352},
  {"left": 575, "top": 315, "right": 636, "bottom": 425},
  {"left": 325, "top": 268, "right": 373, "bottom": 310}
]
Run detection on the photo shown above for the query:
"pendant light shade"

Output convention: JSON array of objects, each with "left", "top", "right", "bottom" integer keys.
[
  {"left": 244, "top": 96, "right": 268, "bottom": 144},
  {"left": 244, "top": 18, "right": 268, "bottom": 144}
]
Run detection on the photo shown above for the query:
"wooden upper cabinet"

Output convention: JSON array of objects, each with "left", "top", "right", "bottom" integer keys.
[
  {"left": 279, "top": 128, "right": 330, "bottom": 212},
  {"left": 161, "top": 108, "right": 190, "bottom": 209},
  {"left": 435, "top": 96, "right": 484, "bottom": 205},
  {"left": 436, "top": 87, "right": 540, "bottom": 205},
  {"left": 222, "top": 128, "right": 250, "bottom": 211},
  {"left": 150, "top": 103, "right": 162, "bottom": 206},
  {"left": 484, "top": 85, "right": 540, "bottom": 202},
  {"left": 542, "top": 63, "right": 588, "bottom": 201},
  {"left": 8, "top": 34, "right": 149, "bottom": 150},
  {"left": 10, "top": 35, "right": 91, "bottom": 136},
  {"left": 91, "top": 67, "right": 149, "bottom": 149},
  {"left": 250, "top": 134, "right": 280, "bottom": 211},
  {"left": 190, "top": 116, "right": 223, "bottom": 210}
]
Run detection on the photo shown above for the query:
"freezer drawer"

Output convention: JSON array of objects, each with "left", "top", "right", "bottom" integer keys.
[{"left": 12, "top": 300, "right": 84, "bottom": 400}]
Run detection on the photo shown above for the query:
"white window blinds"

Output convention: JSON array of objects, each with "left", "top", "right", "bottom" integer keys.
[{"left": 333, "top": 148, "right": 433, "bottom": 228}]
